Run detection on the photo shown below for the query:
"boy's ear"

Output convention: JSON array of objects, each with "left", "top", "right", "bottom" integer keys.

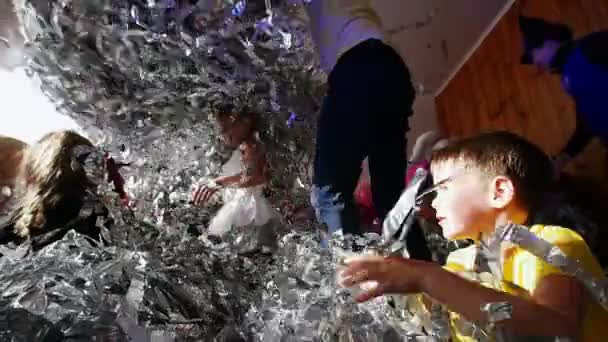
[{"left": 489, "top": 176, "right": 516, "bottom": 209}]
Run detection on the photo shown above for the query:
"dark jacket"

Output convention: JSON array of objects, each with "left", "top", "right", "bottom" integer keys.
[{"left": 556, "top": 31, "right": 608, "bottom": 157}]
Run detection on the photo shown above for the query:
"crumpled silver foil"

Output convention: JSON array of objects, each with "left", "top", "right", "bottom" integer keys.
[
  {"left": 3, "top": 0, "right": 436, "bottom": 340},
  {"left": 0, "top": 224, "right": 274, "bottom": 341},
  {"left": 243, "top": 232, "right": 432, "bottom": 342},
  {"left": 0, "top": 224, "right": 433, "bottom": 340},
  {"left": 15, "top": 0, "right": 323, "bottom": 218}
]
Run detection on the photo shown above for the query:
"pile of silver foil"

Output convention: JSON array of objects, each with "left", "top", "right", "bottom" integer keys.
[
  {"left": 0, "top": 224, "right": 273, "bottom": 341},
  {"left": 0, "top": 222, "right": 431, "bottom": 341},
  {"left": 14, "top": 0, "right": 324, "bottom": 218},
  {"left": 0, "top": 0, "right": 432, "bottom": 340}
]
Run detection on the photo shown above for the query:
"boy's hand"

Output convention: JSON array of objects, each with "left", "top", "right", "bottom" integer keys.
[{"left": 340, "top": 255, "right": 429, "bottom": 302}]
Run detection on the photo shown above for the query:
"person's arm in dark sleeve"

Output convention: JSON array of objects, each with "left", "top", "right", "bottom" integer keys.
[
  {"left": 579, "top": 31, "right": 608, "bottom": 70},
  {"left": 560, "top": 112, "right": 593, "bottom": 159},
  {"left": 552, "top": 112, "right": 593, "bottom": 177}
]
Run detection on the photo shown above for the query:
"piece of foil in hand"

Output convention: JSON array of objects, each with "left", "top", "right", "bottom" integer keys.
[
  {"left": 493, "top": 223, "right": 608, "bottom": 311},
  {"left": 243, "top": 232, "right": 430, "bottom": 341}
]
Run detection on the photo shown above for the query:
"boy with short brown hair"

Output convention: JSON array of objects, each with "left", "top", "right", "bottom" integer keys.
[{"left": 340, "top": 131, "right": 607, "bottom": 341}]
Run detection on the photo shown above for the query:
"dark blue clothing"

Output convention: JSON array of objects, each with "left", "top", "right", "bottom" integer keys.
[
  {"left": 559, "top": 31, "right": 608, "bottom": 157},
  {"left": 311, "top": 39, "right": 415, "bottom": 245}
]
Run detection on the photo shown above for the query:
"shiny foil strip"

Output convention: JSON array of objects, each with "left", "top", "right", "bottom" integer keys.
[{"left": 493, "top": 223, "right": 608, "bottom": 312}]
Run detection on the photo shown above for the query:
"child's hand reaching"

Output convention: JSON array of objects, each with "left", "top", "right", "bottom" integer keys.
[
  {"left": 192, "top": 181, "right": 221, "bottom": 206},
  {"left": 340, "top": 255, "right": 429, "bottom": 302}
]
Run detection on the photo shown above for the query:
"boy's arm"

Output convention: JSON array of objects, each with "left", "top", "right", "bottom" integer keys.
[
  {"left": 342, "top": 256, "right": 585, "bottom": 338},
  {"left": 558, "top": 112, "right": 593, "bottom": 161},
  {"left": 421, "top": 265, "right": 585, "bottom": 338},
  {"left": 215, "top": 173, "right": 243, "bottom": 187}
]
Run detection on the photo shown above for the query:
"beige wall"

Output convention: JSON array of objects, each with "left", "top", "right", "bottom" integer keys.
[
  {"left": 374, "top": 0, "right": 510, "bottom": 93},
  {"left": 406, "top": 95, "right": 439, "bottom": 155},
  {"left": 371, "top": 0, "right": 510, "bottom": 153}
]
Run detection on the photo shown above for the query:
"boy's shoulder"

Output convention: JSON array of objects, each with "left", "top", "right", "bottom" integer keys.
[
  {"left": 505, "top": 225, "right": 604, "bottom": 292},
  {"left": 443, "top": 225, "right": 603, "bottom": 296},
  {"left": 525, "top": 224, "right": 599, "bottom": 269},
  {"left": 444, "top": 225, "right": 598, "bottom": 275}
]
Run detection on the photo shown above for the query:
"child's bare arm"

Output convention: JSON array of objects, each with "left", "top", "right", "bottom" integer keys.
[
  {"left": 341, "top": 256, "right": 585, "bottom": 338},
  {"left": 421, "top": 265, "right": 585, "bottom": 338},
  {"left": 192, "top": 144, "right": 266, "bottom": 205},
  {"left": 214, "top": 173, "right": 243, "bottom": 187}
]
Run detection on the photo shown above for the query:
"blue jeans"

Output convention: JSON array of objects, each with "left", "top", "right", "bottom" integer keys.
[
  {"left": 311, "top": 185, "right": 357, "bottom": 248},
  {"left": 311, "top": 39, "right": 414, "bottom": 247}
]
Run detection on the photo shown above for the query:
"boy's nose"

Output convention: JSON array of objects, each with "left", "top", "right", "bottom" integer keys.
[{"left": 430, "top": 196, "right": 438, "bottom": 210}]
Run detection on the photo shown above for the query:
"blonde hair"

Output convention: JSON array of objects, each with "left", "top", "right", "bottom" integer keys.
[
  {"left": 0, "top": 136, "right": 28, "bottom": 187},
  {"left": 12, "top": 131, "right": 94, "bottom": 238}
]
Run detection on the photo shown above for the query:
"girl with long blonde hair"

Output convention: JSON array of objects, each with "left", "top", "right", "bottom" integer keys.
[{"left": 0, "top": 131, "right": 110, "bottom": 249}]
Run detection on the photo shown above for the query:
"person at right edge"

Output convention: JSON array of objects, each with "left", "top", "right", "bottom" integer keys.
[
  {"left": 306, "top": 1, "right": 416, "bottom": 247},
  {"left": 519, "top": 16, "right": 608, "bottom": 175}
]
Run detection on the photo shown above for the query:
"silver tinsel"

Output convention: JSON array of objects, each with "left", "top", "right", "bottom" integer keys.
[
  {"left": 15, "top": 0, "right": 323, "bottom": 218},
  {"left": 0, "top": 220, "right": 434, "bottom": 340},
  {"left": 1, "top": 0, "right": 434, "bottom": 340}
]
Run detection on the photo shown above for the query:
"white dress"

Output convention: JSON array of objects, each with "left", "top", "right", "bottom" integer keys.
[{"left": 207, "top": 149, "right": 280, "bottom": 237}]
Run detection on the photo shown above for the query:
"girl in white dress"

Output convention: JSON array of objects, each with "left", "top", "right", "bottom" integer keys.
[{"left": 192, "top": 109, "right": 279, "bottom": 237}]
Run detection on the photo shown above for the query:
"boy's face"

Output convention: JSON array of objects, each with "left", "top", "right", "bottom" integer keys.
[{"left": 430, "top": 160, "right": 496, "bottom": 240}]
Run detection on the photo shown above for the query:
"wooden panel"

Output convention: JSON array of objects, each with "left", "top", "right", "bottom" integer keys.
[{"left": 436, "top": 0, "right": 608, "bottom": 187}]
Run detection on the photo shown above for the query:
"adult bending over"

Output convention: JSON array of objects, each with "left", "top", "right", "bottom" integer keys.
[{"left": 306, "top": 1, "right": 416, "bottom": 245}]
